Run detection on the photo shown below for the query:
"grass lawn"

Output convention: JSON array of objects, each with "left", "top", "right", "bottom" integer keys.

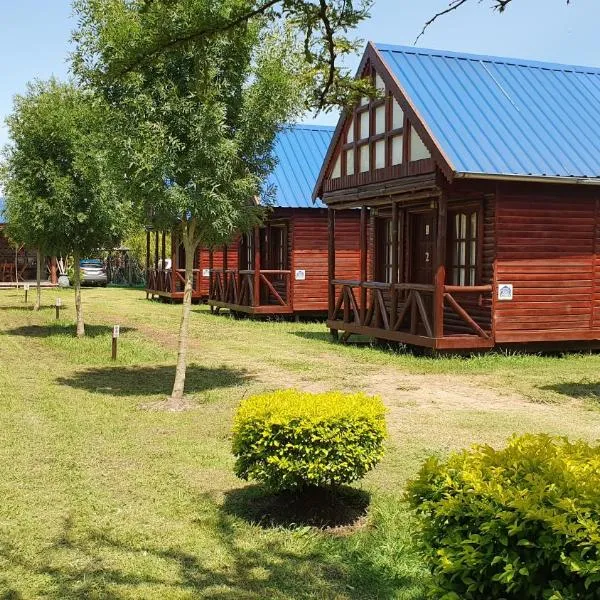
[{"left": 0, "top": 287, "right": 599, "bottom": 599}]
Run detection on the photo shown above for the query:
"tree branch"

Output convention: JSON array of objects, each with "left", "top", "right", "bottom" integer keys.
[
  {"left": 417, "top": 0, "right": 571, "bottom": 44},
  {"left": 118, "top": 0, "right": 282, "bottom": 76},
  {"left": 414, "top": 0, "right": 468, "bottom": 44},
  {"left": 317, "top": 0, "right": 337, "bottom": 109}
]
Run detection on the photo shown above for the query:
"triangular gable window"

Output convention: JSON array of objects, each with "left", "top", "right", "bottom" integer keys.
[{"left": 410, "top": 130, "right": 431, "bottom": 161}]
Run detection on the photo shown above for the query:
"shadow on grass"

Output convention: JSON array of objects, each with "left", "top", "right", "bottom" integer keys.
[
  {"left": 6, "top": 324, "right": 135, "bottom": 338},
  {"left": 222, "top": 484, "right": 371, "bottom": 531},
  {"left": 290, "top": 331, "right": 374, "bottom": 345},
  {"left": 0, "top": 498, "right": 427, "bottom": 599},
  {"left": 0, "top": 305, "right": 55, "bottom": 312},
  {"left": 56, "top": 364, "right": 250, "bottom": 397},
  {"left": 539, "top": 381, "right": 600, "bottom": 401}
]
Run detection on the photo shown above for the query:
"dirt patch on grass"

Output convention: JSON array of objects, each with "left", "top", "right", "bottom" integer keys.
[{"left": 359, "top": 369, "right": 527, "bottom": 410}]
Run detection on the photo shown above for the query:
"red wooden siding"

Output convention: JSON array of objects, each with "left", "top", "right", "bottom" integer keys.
[
  {"left": 495, "top": 192, "right": 599, "bottom": 342},
  {"left": 293, "top": 210, "right": 361, "bottom": 312}
]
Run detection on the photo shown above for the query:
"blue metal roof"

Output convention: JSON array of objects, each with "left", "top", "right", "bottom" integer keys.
[
  {"left": 266, "top": 125, "right": 333, "bottom": 208},
  {"left": 375, "top": 43, "right": 600, "bottom": 180},
  {"left": 0, "top": 198, "right": 5, "bottom": 224}
]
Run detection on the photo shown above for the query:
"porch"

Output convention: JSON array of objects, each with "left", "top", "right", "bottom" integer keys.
[
  {"left": 208, "top": 223, "right": 293, "bottom": 315},
  {"left": 327, "top": 192, "right": 495, "bottom": 351},
  {"left": 145, "top": 229, "right": 205, "bottom": 301}
]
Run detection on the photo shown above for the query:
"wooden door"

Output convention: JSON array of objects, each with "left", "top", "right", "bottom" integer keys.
[{"left": 410, "top": 212, "right": 434, "bottom": 284}]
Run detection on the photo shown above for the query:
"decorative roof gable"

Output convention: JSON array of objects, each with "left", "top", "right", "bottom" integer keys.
[{"left": 315, "top": 43, "right": 600, "bottom": 199}]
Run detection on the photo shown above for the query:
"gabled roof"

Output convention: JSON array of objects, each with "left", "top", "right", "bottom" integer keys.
[
  {"left": 266, "top": 125, "right": 333, "bottom": 209},
  {"left": 314, "top": 43, "right": 600, "bottom": 198},
  {"left": 374, "top": 43, "right": 600, "bottom": 181}
]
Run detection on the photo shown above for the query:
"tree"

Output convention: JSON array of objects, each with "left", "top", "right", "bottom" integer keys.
[
  {"left": 73, "top": 1, "right": 310, "bottom": 405},
  {"left": 72, "top": 0, "right": 373, "bottom": 111},
  {"left": 71, "top": 0, "right": 577, "bottom": 111},
  {"left": 1, "top": 79, "right": 129, "bottom": 335}
]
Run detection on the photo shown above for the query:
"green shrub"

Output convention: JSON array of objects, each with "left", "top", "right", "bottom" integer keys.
[
  {"left": 407, "top": 434, "right": 600, "bottom": 600},
  {"left": 232, "top": 389, "right": 386, "bottom": 491}
]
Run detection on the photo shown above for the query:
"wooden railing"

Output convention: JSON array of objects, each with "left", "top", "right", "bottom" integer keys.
[
  {"left": 210, "top": 268, "right": 291, "bottom": 307},
  {"left": 331, "top": 280, "right": 492, "bottom": 339},
  {"left": 146, "top": 268, "right": 200, "bottom": 294},
  {"left": 443, "top": 285, "right": 493, "bottom": 339}
]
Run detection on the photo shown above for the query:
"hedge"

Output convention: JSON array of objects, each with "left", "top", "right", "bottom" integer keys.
[
  {"left": 407, "top": 434, "right": 600, "bottom": 600},
  {"left": 232, "top": 389, "right": 386, "bottom": 491}
]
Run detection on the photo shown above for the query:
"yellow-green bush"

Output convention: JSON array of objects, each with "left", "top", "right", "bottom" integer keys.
[
  {"left": 232, "top": 390, "right": 386, "bottom": 491},
  {"left": 407, "top": 434, "right": 600, "bottom": 600}
]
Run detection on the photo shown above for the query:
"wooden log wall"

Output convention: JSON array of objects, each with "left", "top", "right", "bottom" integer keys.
[
  {"left": 494, "top": 189, "right": 600, "bottom": 343},
  {"left": 294, "top": 209, "right": 361, "bottom": 312}
]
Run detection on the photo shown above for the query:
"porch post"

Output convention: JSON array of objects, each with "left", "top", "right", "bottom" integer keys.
[
  {"left": 154, "top": 230, "right": 159, "bottom": 271},
  {"left": 434, "top": 192, "right": 448, "bottom": 339},
  {"left": 328, "top": 208, "right": 335, "bottom": 321},
  {"left": 161, "top": 231, "right": 166, "bottom": 269},
  {"left": 208, "top": 249, "right": 214, "bottom": 300},
  {"left": 222, "top": 243, "right": 228, "bottom": 301},
  {"left": 391, "top": 201, "right": 399, "bottom": 326},
  {"left": 359, "top": 206, "right": 368, "bottom": 324},
  {"left": 253, "top": 226, "right": 261, "bottom": 307}
]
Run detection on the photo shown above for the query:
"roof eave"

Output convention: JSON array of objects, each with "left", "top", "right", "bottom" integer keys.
[{"left": 454, "top": 172, "right": 600, "bottom": 186}]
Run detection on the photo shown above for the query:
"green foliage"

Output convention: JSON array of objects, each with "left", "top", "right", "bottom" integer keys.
[
  {"left": 73, "top": 1, "right": 311, "bottom": 248},
  {"left": 71, "top": 0, "right": 373, "bottom": 112},
  {"left": 407, "top": 434, "right": 600, "bottom": 600},
  {"left": 1, "top": 79, "right": 130, "bottom": 257},
  {"left": 232, "top": 389, "right": 387, "bottom": 491}
]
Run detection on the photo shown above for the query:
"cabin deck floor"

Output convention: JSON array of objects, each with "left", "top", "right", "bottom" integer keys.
[{"left": 208, "top": 300, "right": 294, "bottom": 315}]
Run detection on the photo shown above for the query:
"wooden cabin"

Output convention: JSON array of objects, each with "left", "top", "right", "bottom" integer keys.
[
  {"left": 145, "top": 230, "right": 212, "bottom": 302},
  {"left": 0, "top": 198, "right": 57, "bottom": 285},
  {"left": 314, "top": 44, "right": 600, "bottom": 351},
  {"left": 207, "top": 125, "right": 362, "bottom": 317}
]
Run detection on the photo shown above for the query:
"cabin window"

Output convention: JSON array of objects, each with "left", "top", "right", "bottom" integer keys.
[
  {"left": 377, "top": 218, "right": 398, "bottom": 284},
  {"left": 374, "top": 140, "right": 385, "bottom": 169},
  {"left": 270, "top": 225, "right": 288, "bottom": 271},
  {"left": 449, "top": 210, "right": 478, "bottom": 286},
  {"left": 410, "top": 130, "right": 431, "bottom": 161},
  {"left": 346, "top": 118, "right": 355, "bottom": 144},
  {"left": 240, "top": 232, "right": 255, "bottom": 271},
  {"left": 331, "top": 154, "right": 341, "bottom": 179},
  {"left": 374, "top": 105, "right": 385, "bottom": 135},
  {"left": 392, "top": 99, "right": 404, "bottom": 130},
  {"left": 359, "top": 143, "right": 369, "bottom": 172},
  {"left": 391, "top": 135, "right": 403, "bottom": 165},
  {"left": 345, "top": 149, "right": 354, "bottom": 176},
  {"left": 359, "top": 110, "right": 370, "bottom": 139}
]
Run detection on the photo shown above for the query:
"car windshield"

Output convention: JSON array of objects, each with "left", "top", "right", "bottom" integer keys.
[{"left": 80, "top": 259, "right": 103, "bottom": 267}]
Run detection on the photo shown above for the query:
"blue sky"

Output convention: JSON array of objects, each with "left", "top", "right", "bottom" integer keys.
[{"left": 0, "top": 0, "right": 597, "bottom": 145}]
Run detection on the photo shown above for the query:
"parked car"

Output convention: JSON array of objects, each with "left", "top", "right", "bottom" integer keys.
[{"left": 80, "top": 259, "right": 108, "bottom": 286}]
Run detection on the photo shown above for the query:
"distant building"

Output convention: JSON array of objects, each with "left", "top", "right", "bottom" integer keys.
[
  {"left": 146, "top": 125, "right": 362, "bottom": 316},
  {"left": 0, "top": 197, "right": 57, "bottom": 285}
]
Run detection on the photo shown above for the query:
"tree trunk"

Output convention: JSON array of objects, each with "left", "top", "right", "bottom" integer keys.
[
  {"left": 34, "top": 249, "right": 42, "bottom": 311},
  {"left": 73, "top": 255, "right": 85, "bottom": 337},
  {"left": 170, "top": 220, "right": 198, "bottom": 404}
]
